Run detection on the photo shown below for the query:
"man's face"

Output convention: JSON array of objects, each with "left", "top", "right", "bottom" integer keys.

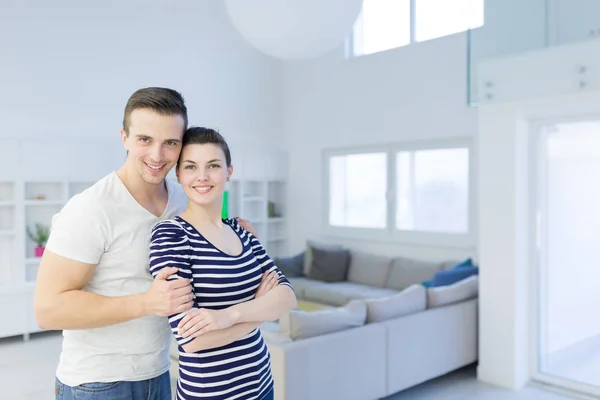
[{"left": 121, "top": 108, "right": 185, "bottom": 186}]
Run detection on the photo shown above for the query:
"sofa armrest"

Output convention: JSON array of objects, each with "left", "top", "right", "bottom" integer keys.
[{"left": 264, "top": 324, "right": 387, "bottom": 400}]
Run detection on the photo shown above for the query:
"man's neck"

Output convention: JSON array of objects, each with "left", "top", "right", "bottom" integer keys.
[{"left": 116, "top": 166, "right": 167, "bottom": 205}]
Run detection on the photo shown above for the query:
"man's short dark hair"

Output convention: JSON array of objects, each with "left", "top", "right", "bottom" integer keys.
[{"left": 122, "top": 87, "right": 188, "bottom": 136}]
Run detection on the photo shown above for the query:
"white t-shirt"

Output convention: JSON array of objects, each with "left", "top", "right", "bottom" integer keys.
[{"left": 46, "top": 171, "right": 188, "bottom": 387}]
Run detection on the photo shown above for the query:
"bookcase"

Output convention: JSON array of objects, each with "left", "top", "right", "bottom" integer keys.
[{"left": 225, "top": 179, "right": 287, "bottom": 258}]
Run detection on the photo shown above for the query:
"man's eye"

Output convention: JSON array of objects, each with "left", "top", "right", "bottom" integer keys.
[
  {"left": 140, "top": 138, "right": 150, "bottom": 143},
  {"left": 167, "top": 141, "right": 178, "bottom": 146}
]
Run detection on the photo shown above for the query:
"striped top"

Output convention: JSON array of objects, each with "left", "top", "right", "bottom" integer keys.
[{"left": 149, "top": 216, "right": 292, "bottom": 400}]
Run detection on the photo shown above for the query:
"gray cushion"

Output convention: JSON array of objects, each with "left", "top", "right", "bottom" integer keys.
[
  {"left": 307, "top": 246, "right": 350, "bottom": 282},
  {"left": 385, "top": 257, "right": 443, "bottom": 291},
  {"left": 279, "top": 300, "right": 367, "bottom": 340},
  {"left": 427, "top": 275, "right": 479, "bottom": 308},
  {"left": 365, "top": 284, "right": 426, "bottom": 323},
  {"left": 303, "top": 282, "right": 398, "bottom": 307},
  {"left": 347, "top": 250, "right": 393, "bottom": 288},
  {"left": 303, "top": 241, "right": 343, "bottom": 276},
  {"left": 275, "top": 252, "right": 305, "bottom": 277},
  {"left": 287, "top": 277, "right": 328, "bottom": 299}
]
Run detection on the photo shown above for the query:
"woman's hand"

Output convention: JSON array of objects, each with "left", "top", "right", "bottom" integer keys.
[
  {"left": 256, "top": 270, "right": 279, "bottom": 297},
  {"left": 178, "top": 308, "right": 236, "bottom": 338}
]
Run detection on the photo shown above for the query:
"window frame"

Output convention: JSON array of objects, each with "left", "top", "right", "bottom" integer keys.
[{"left": 323, "top": 138, "right": 476, "bottom": 249}]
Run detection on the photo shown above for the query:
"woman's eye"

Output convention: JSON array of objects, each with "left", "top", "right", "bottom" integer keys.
[
  {"left": 185, "top": 165, "right": 196, "bottom": 170},
  {"left": 209, "top": 164, "right": 221, "bottom": 169}
]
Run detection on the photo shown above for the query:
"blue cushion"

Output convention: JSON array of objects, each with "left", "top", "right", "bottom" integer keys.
[
  {"left": 452, "top": 258, "right": 473, "bottom": 269},
  {"left": 428, "top": 266, "right": 478, "bottom": 287}
]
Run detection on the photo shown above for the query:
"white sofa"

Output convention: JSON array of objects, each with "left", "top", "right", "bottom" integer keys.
[
  {"left": 261, "top": 279, "right": 478, "bottom": 400},
  {"left": 259, "top": 244, "right": 479, "bottom": 400}
]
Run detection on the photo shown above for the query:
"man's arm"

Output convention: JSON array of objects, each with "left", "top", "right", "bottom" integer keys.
[{"left": 34, "top": 250, "right": 193, "bottom": 330}]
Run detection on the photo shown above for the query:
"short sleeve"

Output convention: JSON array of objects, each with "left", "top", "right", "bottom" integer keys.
[
  {"left": 228, "top": 219, "right": 293, "bottom": 291},
  {"left": 149, "top": 220, "right": 196, "bottom": 346},
  {"left": 45, "top": 194, "right": 109, "bottom": 265}
]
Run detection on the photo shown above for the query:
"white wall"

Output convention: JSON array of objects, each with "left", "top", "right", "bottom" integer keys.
[
  {"left": 477, "top": 38, "right": 600, "bottom": 390},
  {"left": 0, "top": 0, "right": 283, "bottom": 156},
  {"left": 282, "top": 32, "right": 477, "bottom": 260}
]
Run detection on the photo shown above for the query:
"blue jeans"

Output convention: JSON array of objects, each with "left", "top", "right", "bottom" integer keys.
[{"left": 55, "top": 371, "right": 171, "bottom": 400}]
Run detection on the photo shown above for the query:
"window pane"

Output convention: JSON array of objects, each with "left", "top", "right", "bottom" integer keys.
[
  {"left": 354, "top": 0, "right": 410, "bottom": 56},
  {"left": 416, "top": 0, "right": 484, "bottom": 42},
  {"left": 329, "top": 153, "right": 387, "bottom": 228},
  {"left": 396, "top": 148, "right": 469, "bottom": 233}
]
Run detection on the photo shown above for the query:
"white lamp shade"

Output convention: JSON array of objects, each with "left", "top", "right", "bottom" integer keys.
[{"left": 225, "top": 0, "right": 364, "bottom": 60}]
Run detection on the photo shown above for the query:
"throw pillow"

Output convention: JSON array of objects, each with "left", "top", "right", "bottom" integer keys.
[
  {"left": 429, "top": 266, "right": 478, "bottom": 287},
  {"left": 279, "top": 300, "right": 367, "bottom": 340},
  {"left": 347, "top": 250, "right": 393, "bottom": 288},
  {"left": 302, "top": 241, "right": 343, "bottom": 276},
  {"left": 365, "top": 284, "right": 426, "bottom": 323},
  {"left": 307, "top": 246, "right": 350, "bottom": 282},
  {"left": 274, "top": 252, "right": 305, "bottom": 277},
  {"left": 427, "top": 275, "right": 479, "bottom": 308}
]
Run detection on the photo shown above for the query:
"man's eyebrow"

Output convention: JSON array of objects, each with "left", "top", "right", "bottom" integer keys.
[{"left": 165, "top": 138, "right": 181, "bottom": 143}]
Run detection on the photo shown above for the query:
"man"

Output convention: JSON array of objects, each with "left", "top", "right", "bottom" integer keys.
[{"left": 34, "top": 87, "right": 264, "bottom": 399}]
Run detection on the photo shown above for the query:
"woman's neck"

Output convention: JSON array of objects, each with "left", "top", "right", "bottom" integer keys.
[{"left": 181, "top": 202, "right": 224, "bottom": 228}]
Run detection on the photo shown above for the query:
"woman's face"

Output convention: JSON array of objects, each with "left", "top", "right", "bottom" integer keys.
[{"left": 176, "top": 143, "right": 232, "bottom": 208}]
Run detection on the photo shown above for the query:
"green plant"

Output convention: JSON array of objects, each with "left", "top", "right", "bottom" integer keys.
[{"left": 27, "top": 223, "right": 50, "bottom": 247}]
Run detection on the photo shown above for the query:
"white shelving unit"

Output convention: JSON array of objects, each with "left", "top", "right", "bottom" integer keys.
[{"left": 226, "top": 179, "right": 288, "bottom": 259}]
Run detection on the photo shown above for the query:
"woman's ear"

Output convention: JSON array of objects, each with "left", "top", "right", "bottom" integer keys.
[{"left": 227, "top": 164, "right": 234, "bottom": 182}]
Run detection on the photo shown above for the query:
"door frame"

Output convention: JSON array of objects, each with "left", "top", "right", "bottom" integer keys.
[{"left": 528, "top": 113, "right": 600, "bottom": 398}]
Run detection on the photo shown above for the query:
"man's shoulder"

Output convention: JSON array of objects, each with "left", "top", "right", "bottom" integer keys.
[{"left": 166, "top": 178, "right": 187, "bottom": 210}]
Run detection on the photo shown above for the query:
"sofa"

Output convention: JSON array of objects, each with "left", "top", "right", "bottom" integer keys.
[{"left": 260, "top": 241, "right": 480, "bottom": 400}]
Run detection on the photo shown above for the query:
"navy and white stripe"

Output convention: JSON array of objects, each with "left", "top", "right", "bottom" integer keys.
[{"left": 149, "top": 217, "right": 292, "bottom": 400}]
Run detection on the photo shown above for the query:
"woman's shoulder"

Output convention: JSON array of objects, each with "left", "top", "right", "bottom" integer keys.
[{"left": 152, "top": 217, "right": 189, "bottom": 236}]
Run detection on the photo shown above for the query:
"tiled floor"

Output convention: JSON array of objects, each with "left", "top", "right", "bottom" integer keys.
[{"left": 0, "top": 331, "right": 585, "bottom": 400}]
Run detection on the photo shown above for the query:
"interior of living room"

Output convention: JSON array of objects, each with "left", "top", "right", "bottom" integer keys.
[{"left": 2, "top": 1, "right": 600, "bottom": 399}]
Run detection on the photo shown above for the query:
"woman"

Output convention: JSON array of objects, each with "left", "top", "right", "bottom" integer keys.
[{"left": 149, "top": 127, "right": 296, "bottom": 400}]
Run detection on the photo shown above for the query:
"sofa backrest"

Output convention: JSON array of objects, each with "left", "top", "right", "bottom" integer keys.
[
  {"left": 385, "top": 257, "right": 444, "bottom": 291},
  {"left": 347, "top": 250, "right": 394, "bottom": 288}
]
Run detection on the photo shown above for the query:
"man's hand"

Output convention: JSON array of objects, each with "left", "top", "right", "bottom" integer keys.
[
  {"left": 144, "top": 267, "right": 194, "bottom": 317},
  {"left": 256, "top": 270, "right": 279, "bottom": 298},
  {"left": 178, "top": 308, "right": 236, "bottom": 338},
  {"left": 236, "top": 217, "right": 258, "bottom": 238}
]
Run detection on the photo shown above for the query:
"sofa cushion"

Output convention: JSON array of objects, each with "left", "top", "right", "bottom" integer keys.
[
  {"left": 427, "top": 275, "right": 479, "bottom": 308},
  {"left": 279, "top": 300, "right": 367, "bottom": 340},
  {"left": 347, "top": 250, "right": 393, "bottom": 288},
  {"left": 287, "top": 277, "right": 328, "bottom": 299},
  {"left": 303, "top": 241, "right": 344, "bottom": 276},
  {"left": 275, "top": 252, "right": 305, "bottom": 277},
  {"left": 440, "top": 257, "right": 474, "bottom": 270},
  {"left": 307, "top": 246, "right": 350, "bottom": 282},
  {"left": 386, "top": 257, "right": 443, "bottom": 291},
  {"left": 365, "top": 284, "right": 427, "bottom": 323},
  {"left": 428, "top": 266, "right": 478, "bottom": 287},
  {"left": 303, "top": 282, "right": 398, "bottom": 307}
]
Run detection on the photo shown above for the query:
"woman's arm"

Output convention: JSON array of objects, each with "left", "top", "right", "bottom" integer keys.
[
  {"left": 177, "top": 229, "right": 296, "bottom": 338},
  {"left": 180, "top": 270, "right": 280, "bottom": 352}
]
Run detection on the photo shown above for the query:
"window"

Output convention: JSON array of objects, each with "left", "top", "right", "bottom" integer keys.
[
  {"left": 415, "top": 0, "right": 484, "bottom": 42},
  {"left": 353, "top": 0, "right": 411, "bottom": 56},
  {"left": 325, "top": 142, "right": 472, "bottom": 245},
  {"left": 329, "top": 152, "right": 387, "bottom": 228},
  {"left": 351, "top": 0, "right": 484, "bottom": 57},
  {"left": 396, "top": 148, "right": 469, "bottom": 233}
]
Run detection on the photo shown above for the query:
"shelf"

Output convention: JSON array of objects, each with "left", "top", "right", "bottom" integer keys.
[
  {"left": 0, "top": 182, "right": 14, "bottom": 202},
  {"left": 268, "top": 218, "right": 284, "bottom": 223},
  {"left": 267, "top": 237, "right": 286, "bottom": 242},
  {"left": 25, "top": 258, "right": 41, "bottom": 265},
  {"left": 0, "top": 230, "right": 15, "bottom": 236},
  {"left": 243, "top": 196, "right": 265, "bottom": 202},
  {"left": 24, "top": 200, "right": 64, "bottom": 206},
  {"left": 0, "top": 201, "right": 15, "bottom": 206}
]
